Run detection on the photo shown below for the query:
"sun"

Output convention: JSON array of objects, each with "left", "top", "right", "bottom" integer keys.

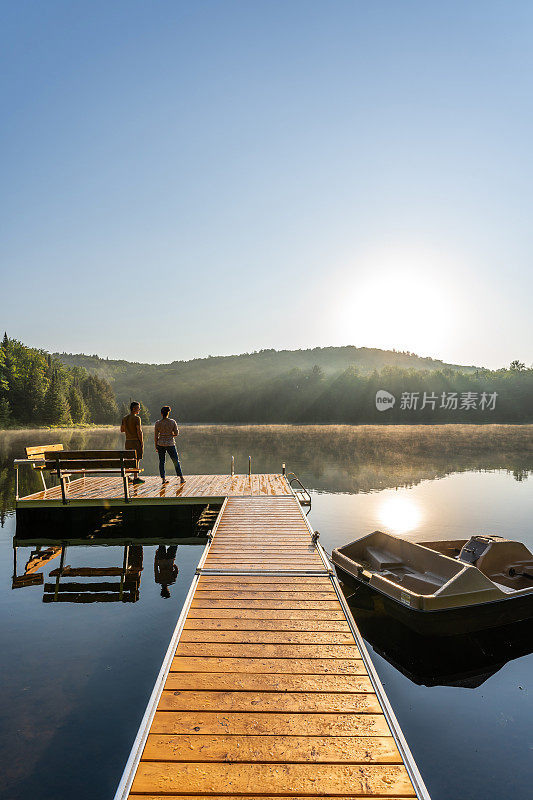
[{"left": 335, "top": 244, "right": 464, "bottom": 358}]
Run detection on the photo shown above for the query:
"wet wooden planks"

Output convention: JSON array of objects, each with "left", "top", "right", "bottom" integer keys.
[
  {"left": 203, "top": 495, "right": 325, "bottom": 572},
  {"left": 126, "top": 497, "right": 417, "bottom": 799},
  {"left": 18, "top": 473, "right": 291, "bottom": 504}
]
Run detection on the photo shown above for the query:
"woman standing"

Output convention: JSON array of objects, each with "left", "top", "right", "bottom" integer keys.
[{"left": 154, "top": 405, "right": 185, "bottom": 485}]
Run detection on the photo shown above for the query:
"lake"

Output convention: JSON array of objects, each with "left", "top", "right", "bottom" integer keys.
[{"left": 1, "top": 425, "right": 532, "bottom": 799}]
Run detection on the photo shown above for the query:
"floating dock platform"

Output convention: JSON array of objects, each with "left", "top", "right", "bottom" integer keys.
[
  {"left": 17, "top": 474, "right": 430, "bottom": 799},
  {"left": 16, "top": 474, "right": 290, "bottom": 506}
]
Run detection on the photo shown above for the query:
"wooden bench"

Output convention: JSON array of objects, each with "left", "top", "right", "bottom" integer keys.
[
  {"left": 14, "top": 443, "right": 66, "bottom": 498},
  {"left": 43, "top": 450, "right": 140, "bottom": 503},
  {"left": 25, "top": 444, "right": 64, "bottom": 489},
  {"left": 15, "top": 447, "right": 141, "bottom": 503}
]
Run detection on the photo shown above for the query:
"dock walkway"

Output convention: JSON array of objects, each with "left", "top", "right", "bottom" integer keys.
[{"left": 114, "top": 487, "right": 429, "bottom": 799}]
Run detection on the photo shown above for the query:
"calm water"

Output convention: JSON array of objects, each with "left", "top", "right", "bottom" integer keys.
[{"left": 1, "top": 425, "right": 532, "bottom": 800}]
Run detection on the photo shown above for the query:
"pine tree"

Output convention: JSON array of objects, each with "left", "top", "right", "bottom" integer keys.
[
  {"left": 42, "top": 372, "right": 72, "bottom": 425},
  {"left": 139, "top": 401, "right": 151, "bottom": 424},
  {"left": 82, "top": 374, "right": 118, "bottom": 423},
  {"left": 0, "top": 397, "right": 10, "bottom": 428},
  {"left": 68, "top": 384, "right": 89, "bottom": 423}
]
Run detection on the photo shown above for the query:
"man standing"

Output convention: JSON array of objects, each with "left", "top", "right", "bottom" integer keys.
[
  {"left": 154, "top": 405, "right": 185, "bottom": 485},
  {"left": 120, "top": 401, "right": 145, "bottom": 484}
]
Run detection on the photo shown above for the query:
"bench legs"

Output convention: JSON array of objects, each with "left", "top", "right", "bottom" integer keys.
[
  {"left": 55, "top": 459, "right": 69, "bottom": 505},
  {"left": 121, "top": 456, "right": 130, "bottom": 502}
]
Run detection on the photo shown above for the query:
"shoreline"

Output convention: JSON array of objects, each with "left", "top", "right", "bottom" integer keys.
[{"left": 1, "top": 421, "right": 533, "bottom": 432}]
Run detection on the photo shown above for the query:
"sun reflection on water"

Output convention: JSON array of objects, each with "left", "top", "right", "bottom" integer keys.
[{"left": 378, "top": 494, "right": 422, "bottom": 535}]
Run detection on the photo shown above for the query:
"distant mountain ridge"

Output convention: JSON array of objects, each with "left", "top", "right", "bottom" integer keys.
[
  {"left": 52, "top": 346, "right": 532, "bottom": 424},
  {"left": 56, "top": 345, "right": 476, "bottom": 389},
  {"left": 54, "top": 346, "right": 477, "bottom": 418}
]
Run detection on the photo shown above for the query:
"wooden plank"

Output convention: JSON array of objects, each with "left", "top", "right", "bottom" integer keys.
[
  {"left": 164, "top": 673, "right": 374, "bottom": 693},
  {"left": 186, "top": 608, "right": 347, "bottom": 620},
  {"left": 192, "top": 592, "right": 336, "bottom": 601},
  {"left": 179, "top": 630, "right": 355, "bottom": 645},
  {"left": 26, "top": 443, "right": 63, "bottom": 457},
  {"left": 130, "top": 796, "right": 413, "bottom": 800},
  {"left": 142, "top": 733, "right": 401, "bottom": 763},
  {"left": 202, "top": 565, "right": 326, "bottom": 572},
  {"left": 171, "top": 657, "right": 363, "bottom": 673},
  {"left": 157, "top": 690, "right": 381, "bottom": 713},
  {"left": 196, "top": 580, "right": 330, "bottom": 588},
  {"left": 190, "top": 601, "right": 341, "bottom": 610},
  {"left": 130, "top": 762, "right": 413, "bottom": 796},
  {"left": 175, "top": 643, "right": 361, "bottom": 659},
  {"left": 150, "top": 711, "right": 392, "bottom": 736},
  {"left": 183, "top": 618, "right": 351, "bottom": 632}
]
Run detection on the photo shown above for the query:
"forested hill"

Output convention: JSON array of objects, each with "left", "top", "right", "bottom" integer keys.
[
  {"left": 0, "top": 335, "right": 118, "bottom": 427},
  {"left": 56, "top": 345, "right": 475, "bottom": 385},
  {"left": 52, "top": 346, "right": 533, "bottom": 425},
  {"left": 2, "top": 340, "right": 531, "bottom": 424}
]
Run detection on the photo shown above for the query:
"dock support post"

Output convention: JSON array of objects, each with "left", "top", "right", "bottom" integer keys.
[
  {"left": 231, "top": 456, "right": 234, "bottom": 476},
  {"left": 282, "top": 462, "right": 286, "bottom": 476},
  {"left": 248, "top": 456, "right": 252, "bottom": 476},
  {"left": 15, "top": 464, "right": 19, "bottom": 501}
]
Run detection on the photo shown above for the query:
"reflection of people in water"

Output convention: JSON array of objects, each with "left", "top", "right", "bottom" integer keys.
[{"left": 154, "top": 545, "right": 178, "bottom": 598}]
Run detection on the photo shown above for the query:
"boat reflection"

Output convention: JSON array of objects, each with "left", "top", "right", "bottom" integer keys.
[{"left": 345, "top": 582, "right": 533, "bottom": 688}]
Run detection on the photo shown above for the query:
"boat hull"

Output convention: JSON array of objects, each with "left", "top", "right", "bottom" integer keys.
[{"left": 335, "top": 563, "right": 533, "bottom": 636}]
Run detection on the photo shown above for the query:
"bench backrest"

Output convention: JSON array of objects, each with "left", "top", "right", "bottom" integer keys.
[
  {"left": 43, "top": 449, "right": 138, "bottom": 471},
  {"left": 25, "top": 443, "right": 63, "bottom": 461}
]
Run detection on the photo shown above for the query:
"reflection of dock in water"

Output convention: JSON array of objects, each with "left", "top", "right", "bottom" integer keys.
[
  {"left": 11, "top": 546, "right": 62, "bottom": 589},
  {"left": 44, "top": 544, "right": 144, "bottom": 603},
  {"left": 12, "top": 543, "right": 145, "bottom": 603}
]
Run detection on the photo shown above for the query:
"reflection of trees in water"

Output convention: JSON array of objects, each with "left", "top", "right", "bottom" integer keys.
[
  {"left": 1, "top": 425, "right": 532, "bottom": 518},
  {"left": 177, "top": 425, "right": 533, "bottom": 494}
]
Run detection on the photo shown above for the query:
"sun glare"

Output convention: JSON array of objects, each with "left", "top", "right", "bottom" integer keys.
[
  {"left": 336, "top": 244, "right": 464, "bottom": 357},
  {"left": 378, "top": 495, "right": 422, "bottom": 535}
]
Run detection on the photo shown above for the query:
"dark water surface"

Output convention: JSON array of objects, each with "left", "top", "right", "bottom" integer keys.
[{"left": 1, "top": 425, "right": 532, "bottom": 800}]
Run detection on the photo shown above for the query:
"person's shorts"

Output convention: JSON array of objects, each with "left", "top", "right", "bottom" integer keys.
[{"left": 125, "top": 439, "right": 144, "bottom": 461}]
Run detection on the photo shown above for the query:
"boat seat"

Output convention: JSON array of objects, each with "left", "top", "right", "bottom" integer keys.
[
  {"left": 365, "top": 547, "right": 404, "bottom": 571},
  {"left": 381, "top": 570, "right": 441, "bottom": 594}
]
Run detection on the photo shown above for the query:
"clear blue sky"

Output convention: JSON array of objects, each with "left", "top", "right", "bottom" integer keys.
[{"left": 1, "top": 0, "right": 532, "bottom": 367}]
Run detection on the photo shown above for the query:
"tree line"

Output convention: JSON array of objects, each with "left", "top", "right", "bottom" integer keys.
[
  {"left": 0, "top": 334, "right": 118, "bottom": 427},
  {"left": 1, "top": 335, "right": 531, "bottom": 426},
  {"left": 134, "top": 362, "right": 532, "bottom": 424}
]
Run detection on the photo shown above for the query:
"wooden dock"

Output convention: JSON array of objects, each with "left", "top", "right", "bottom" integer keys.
[
  {"left": 110, "top": 481, "right": 430, "bottom": 800},
  {"left": 16, "top": 474, "right": 290, "bottom": 507}
]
